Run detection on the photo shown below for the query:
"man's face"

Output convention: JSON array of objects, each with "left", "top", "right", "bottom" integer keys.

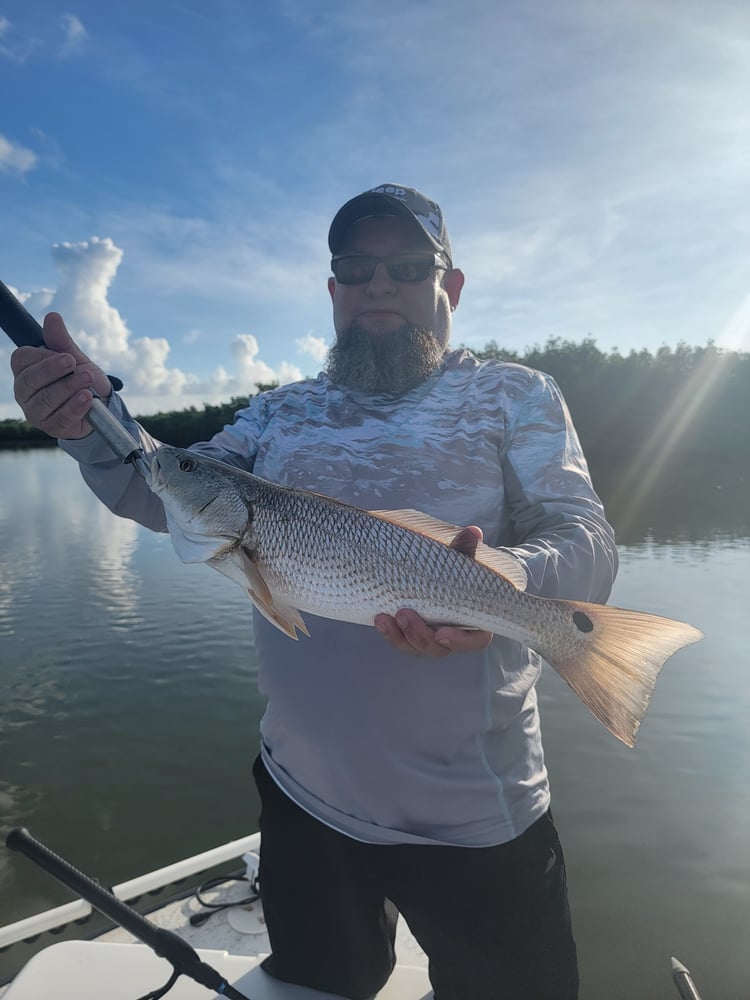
[
  {"left": 327, "top": 216, "right": 463, "bottom": 349},
  {"left": 325, "top": 215, "right": 464, "bottom": 394}
]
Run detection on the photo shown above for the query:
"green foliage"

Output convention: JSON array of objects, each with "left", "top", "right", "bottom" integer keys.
[
  {"left": 470, "top": 338, "right": 750, "bottom": 539},
  {"left": 0, "top": 418, "right": 51, "bottom": 447},
  {"left": 137, "top": 396, "right": 255, "bottom": 448}
]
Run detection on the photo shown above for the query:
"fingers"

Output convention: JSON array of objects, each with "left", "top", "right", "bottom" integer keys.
[
  {"left": 42, "top": 312, "right": 81, "bottom": 355},
  {"left": 449, "top": 524, "right": 483, "bottom": 556},
  {"left": 10, "top": 313, "right": 111, "bottom": 439},
  {"left": 375, "top": 609, "right": 493, "bottom": 659},
  {"left": 41, "top": 313, "right": 111, "bottom": 397},
  {"left": 12, "top": 349, "right": 96, "bottom": 437},
  {"left": 375, "top": 611, "right": 442, "bottom": 657},
  {"left": 375, "top": 526, "right": 492, "bottom": 658},
  {"left": 432, "top": 624, "right": 493, "bottom": 654},
  {"left": 12, "top": 345, "right": 75, "bottom": 389}
]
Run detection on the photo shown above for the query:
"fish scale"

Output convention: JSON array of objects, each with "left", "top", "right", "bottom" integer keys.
[
  {"left": 253, "top": 502, "right": 509, "bottom": 625},
  {"left": 151, "top": 445, "right": 703, "bottom": 747}
]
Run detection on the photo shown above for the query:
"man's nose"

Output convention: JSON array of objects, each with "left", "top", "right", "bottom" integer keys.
[{"left": 366, "top": 261, "right": 397, "bottom": 293}]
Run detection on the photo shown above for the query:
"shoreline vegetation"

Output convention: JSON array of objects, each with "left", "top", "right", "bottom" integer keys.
[{"left": 2, "top": 338, "right": 748, "bottom": 541}]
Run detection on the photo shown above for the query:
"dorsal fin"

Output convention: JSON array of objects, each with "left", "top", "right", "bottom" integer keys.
[{"left": 367, "top": 509, "right": 527, "bottom": 591}]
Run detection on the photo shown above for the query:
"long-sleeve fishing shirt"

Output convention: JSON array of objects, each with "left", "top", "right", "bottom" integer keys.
[{"left": 60, "top": 348, "right": 618, "bottom": 847}]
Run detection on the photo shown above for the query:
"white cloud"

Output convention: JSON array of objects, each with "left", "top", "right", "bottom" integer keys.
[
  {"left": 0, "top": 133, "right": 37, "bottom": 176},
  {"left": 20, "top": 286, "right": 55, "bottom": 317},
  {"left": 295, "top": 333, "right": 329, "bottom": 362},
  {"left": 229, "top": 334, "right": 303, "bottom": 390},
  {"left": 59, "top": 13, "right": 87, "bottom": 57},
  {"left": 1, "top": 237, "right": 303, "bottom": 418},
  {"left": 0, "top": 16, "right": 39, "bottom": 62},
  {"left": 48, "top": 237, "right": 131, "bottom": 360},
  {"left": 0, "top": 12, "right": 85, "bottom": 62}
]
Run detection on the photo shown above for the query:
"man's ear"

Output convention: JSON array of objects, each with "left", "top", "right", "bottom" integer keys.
[
  {"left": 443, "top": 268, "right": 465, "bottom": 310},
  {"left": 327, "top": 276, "right": 336, "bottom": 302}
]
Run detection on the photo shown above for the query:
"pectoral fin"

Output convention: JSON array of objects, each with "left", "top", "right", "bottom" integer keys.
[{"left": 206, "top": 546, "right": 310, "bottom": 639}]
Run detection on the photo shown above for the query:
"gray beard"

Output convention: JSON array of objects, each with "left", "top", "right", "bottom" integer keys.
[{"left": 326, "top": 323, "right": 447, "bottom": 396}]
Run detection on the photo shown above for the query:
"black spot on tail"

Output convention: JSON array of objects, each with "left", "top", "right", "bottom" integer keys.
[{"left": 573, "top": 611, "right": 594, "bottom": 633}]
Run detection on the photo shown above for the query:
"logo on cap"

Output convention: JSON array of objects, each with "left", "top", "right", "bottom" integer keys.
[{"left": 370, "top": 185, "right": 443, "bottom": 243}]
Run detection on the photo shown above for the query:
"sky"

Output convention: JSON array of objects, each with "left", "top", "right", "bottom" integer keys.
[{"left": 0, "top": 0, "right": 748, "bottom": 418}]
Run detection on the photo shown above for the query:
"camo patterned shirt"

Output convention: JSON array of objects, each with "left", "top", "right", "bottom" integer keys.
[{"left": 61, "top": 348, "right": 617, "bottom": 847}]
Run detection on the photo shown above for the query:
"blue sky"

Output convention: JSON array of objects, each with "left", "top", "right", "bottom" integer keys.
[{"left": 1, "top": 0, "right": 748, "bottom": 418}]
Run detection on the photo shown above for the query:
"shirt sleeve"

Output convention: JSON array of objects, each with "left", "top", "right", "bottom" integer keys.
[
  {"left": 500, "top": 371, "right": 618, "bottom": 602},
  {"left": 58, "top": 392, "right": 268, "bottom": 531}
]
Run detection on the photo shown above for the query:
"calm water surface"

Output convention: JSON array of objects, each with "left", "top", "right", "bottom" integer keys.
[{"left": 1, "top": 448, "right": 748, "bottom": 998}]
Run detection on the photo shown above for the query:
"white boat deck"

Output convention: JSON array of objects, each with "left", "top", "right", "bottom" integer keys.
[
  {"left": 4, "top": 941, "right": 432, "bottom": 999},
  {"left": 0, "top": 833, "right": 430, "bottom": 999},
  {"left": 98, "top": 877, "right": 429, "bottom": 969}
]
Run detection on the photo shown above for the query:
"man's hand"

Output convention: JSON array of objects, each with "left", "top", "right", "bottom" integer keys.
[
  {"left": 374, "top": 525, "right": 494, "bottom": 658},
  {"left": 11, "top": 312, "right": 112, "bottom": 439}
]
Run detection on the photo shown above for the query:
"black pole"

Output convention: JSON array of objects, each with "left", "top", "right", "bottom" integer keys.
[
  {"left": 0, "top": 278, "right": 150, "bottom": 475},
  {"left": 6, "top": 828, "right": 251, "bottom": 1000},
  {"left": 0, "top": 279, "right": 45, "bottom": 347}
]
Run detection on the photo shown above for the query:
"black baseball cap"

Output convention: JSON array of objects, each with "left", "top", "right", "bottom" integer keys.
[{"left": 328, "top": 184, "right": 453, "bottom": 265}]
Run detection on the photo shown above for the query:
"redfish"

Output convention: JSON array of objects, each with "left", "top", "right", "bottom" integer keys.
[{"left": 150, "top": 445, "right": 702, "bottom": 747}]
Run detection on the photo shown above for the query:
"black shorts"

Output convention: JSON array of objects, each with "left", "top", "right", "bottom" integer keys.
[{"left": 253, "top": 755, "right": 578, "bottom": 1000}]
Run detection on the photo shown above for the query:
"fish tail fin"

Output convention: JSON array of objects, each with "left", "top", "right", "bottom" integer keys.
[{"left": 540, "top": 604, "right": 703, "bottom": 748}]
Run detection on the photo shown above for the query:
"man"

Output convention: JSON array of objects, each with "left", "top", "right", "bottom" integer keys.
[{"left": 12, "top": 184, "right": 618, "bottom": 999}]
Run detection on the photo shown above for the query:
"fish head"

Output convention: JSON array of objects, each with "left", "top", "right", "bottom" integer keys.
[{"left": 150, "top": 445, "right": 255, "bottom": 564}]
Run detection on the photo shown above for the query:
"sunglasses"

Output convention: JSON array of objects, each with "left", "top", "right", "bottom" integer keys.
[{"left": 331, "top": 253, "right": 448, "bottom": 285}]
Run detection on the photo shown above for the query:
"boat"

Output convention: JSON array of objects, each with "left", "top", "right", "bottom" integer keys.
[
  {"left": 0, "top": 829, "right": 432, "bottom": 999},
  {"left": 0, "top": 828, "right": 706, "bottom": 999}
]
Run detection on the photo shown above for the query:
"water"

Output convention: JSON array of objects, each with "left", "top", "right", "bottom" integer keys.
[{"left": 1, "top": 448, "right": 748, "bottom": 998}]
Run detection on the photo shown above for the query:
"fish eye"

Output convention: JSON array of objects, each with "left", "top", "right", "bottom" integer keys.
[{"left": 179, "top": 457, "right": 197, "bottom": 472}]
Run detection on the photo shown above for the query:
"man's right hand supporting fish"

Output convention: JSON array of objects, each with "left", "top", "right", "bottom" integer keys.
[{"left": 9, "top": 183, "right": 703, "bottom": 1000}]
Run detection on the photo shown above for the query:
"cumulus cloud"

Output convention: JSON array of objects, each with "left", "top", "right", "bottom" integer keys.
[
  {"left": 1, "top": 237, "right": 302, "bottom": 418},
  {"left": 59, "top": 13, "right": 87, "bottom": 57},
  {"left": 48, "top": 238, "right": 131, "bottom": 360},
  {"left": 0, "top": 133, "right": 37, "bottom": 176},
  {"left": 296, "top": 333, "right": 329, "bottom": 362},
  {"left": 230, "top": 334, "right": 303, "bottom": 389}
]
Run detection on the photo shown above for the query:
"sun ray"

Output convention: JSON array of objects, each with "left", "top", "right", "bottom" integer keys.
[{"left": 609, "top": 345, "right": 732, "bottom": 538}]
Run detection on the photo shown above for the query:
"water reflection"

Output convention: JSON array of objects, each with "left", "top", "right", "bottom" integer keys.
[
  {"left": 0, "top": 448, "right": 748, "bottom": 998},
  {"left": 538, "top": 531, "right": 750, "bottom": 1000},
  {"left": 0, "top": 449, "right": 143, "bottom": 636},
  {"left": 84, "top": 504, "right": 143, "bottom": 627}
]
